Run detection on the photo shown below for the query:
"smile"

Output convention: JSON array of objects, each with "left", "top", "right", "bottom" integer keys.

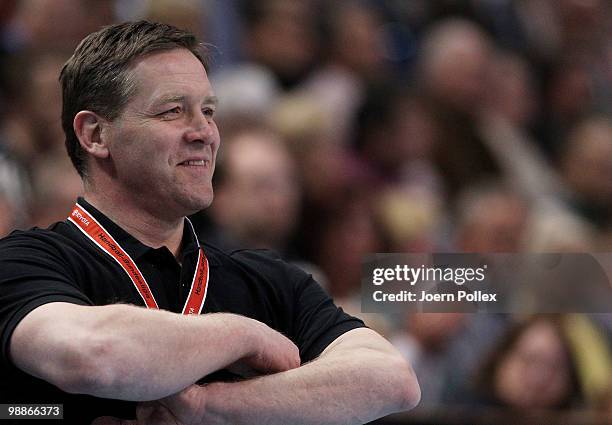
[{"left": 179, "top": 160, "right": 208, "bottom": 166}]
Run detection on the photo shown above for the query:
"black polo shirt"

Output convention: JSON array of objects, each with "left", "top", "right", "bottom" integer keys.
[{"left": 0, "top": 198, "right": 364, "bottom": 424}]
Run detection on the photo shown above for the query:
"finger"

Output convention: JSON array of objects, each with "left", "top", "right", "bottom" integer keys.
[
  {"left": 157, "top": 385, "right": 206, "bottom": 424},
  {"left": 137, "top": 402, "right": 182, "bottom": 425}
]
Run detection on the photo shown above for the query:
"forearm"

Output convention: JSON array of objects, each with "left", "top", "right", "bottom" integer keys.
[
  {"left": 200, "top": 329, "right": 420, "bottom": 425},
  {"left": 82, "top": 304, "right": 257, "bottom": 400},
  {"left": 11, "top": 303, "right": 292, "bottom": 401}
]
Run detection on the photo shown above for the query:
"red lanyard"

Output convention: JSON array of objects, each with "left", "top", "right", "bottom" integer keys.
[{"left": 67, "top": 203, "right": 209, "bottom": 315}]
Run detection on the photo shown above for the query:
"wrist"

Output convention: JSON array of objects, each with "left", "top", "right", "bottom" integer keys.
[
  {"left": 211, "top": 313, "right": 257, "bottom": 359},
  {"left": 198, "top": 382, "right": 230, "bottom": 425},
  {"left": 236, "top": 316, "right": 265, "bottom": 359}
]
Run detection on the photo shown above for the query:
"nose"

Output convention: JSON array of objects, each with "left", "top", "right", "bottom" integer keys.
[{"left": 184, "top": 110, "right": 215, "bottom": 145}]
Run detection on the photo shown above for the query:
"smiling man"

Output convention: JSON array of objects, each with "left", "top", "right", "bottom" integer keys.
[{"left": 0, "top": 21, "right": 419, "bottom": 424}]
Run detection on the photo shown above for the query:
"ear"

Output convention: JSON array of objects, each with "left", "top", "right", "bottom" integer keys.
[{"left": 73, "top": 111, "right": 110, "bottom": 159}]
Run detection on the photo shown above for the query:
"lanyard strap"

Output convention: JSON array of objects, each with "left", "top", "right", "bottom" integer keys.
[{"left": 68, "top": 203, "right": 209, "bottom": 315}]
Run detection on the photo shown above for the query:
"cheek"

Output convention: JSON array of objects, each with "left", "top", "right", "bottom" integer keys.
[
  {"left": 124, "top": 134, "right": 172, "bottom": 167},
  {"left": 546, "top": 370, "right": 571, "bottom": 399},
  {"left": 211, "top": 128, "right": 221, "bottom": 155},
  {"left": 495, "top": 359, "right": 524, "bottom": 399}
]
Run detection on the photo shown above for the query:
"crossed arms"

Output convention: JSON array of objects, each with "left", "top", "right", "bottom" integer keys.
[{"left": 10, "top": 302, "right": 420, "bottom": 424}]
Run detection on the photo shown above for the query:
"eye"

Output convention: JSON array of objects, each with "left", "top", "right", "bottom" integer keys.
[
  {"left": 159, "top": 106, "right": 182, "bottom": 118},
  {"left": 202, "top": 107, "right": 216, "bottom": 119}
]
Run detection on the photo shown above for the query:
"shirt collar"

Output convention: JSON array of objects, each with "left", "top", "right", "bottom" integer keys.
[{"left": 73, "top": 197, "right": 200, "bottom": 261}]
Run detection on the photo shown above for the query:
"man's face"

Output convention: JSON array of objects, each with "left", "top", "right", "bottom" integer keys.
[{"left": 103, "top": 48, "right": 220, "bottom": 219}]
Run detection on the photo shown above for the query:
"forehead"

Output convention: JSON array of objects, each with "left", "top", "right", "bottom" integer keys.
[{"left": 126, "top": 48, "right": 213, "bottom": 104}]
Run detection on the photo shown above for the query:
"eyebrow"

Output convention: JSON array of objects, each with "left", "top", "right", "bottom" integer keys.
[
  {"left": 204, "top": 96, "right": 219, "bottom": 105},
  {"left": 151, "top": 95, "right": 218, "bottom": 108}
]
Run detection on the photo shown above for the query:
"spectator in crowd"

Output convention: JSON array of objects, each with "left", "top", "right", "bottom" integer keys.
[
  {"left": 143, "top": 0, "right": 207, "bottom": 40},
  {"left": 542, "top": 59, "right": 600, "bottom": 159},
  {"left": 2, "top": 50, "right": 68, "bottom": 162},
  {"left": 314, "top": 187, "right": 381, "bottom": 300},
  {"left": 472, "top": 315, "right": 583, "bottom": 410},
  {"left": 239, "top": 0, "right": 318, "bottom": 90},
  {"left": 28, "top": 153, "right": 82, "bottom": 228},
  {"left": 299, "top": 0, "right": 391, "bottom": 145},
  {"left": 454, "top": 183, "right": 529, "bottom": 253},
  {"left": 0, "top": 144, "right": 29, "bottom": 233},
  {"left": 392, "top": 312, "right": 469, "bottom": 405},
  {"left": 560, "top": 116, "right": 612, "bottom": 229},
  {"left": 477, "top": 50, "right": 570, "bottom": 206},
  {"left": 206, "top": 126, "right": 301, "bottom": 255},
  {"left": 416, "top": 18, "right": 501, "bottom": 199},
  {"left": 375, "top": 184, "right": 445, "bottom": 253},
  {"left": 3, "top": 0, "right": 113, "bottom": 51},
  {"left": 353, "top": 85, "right": 440, "bottom": 190}
]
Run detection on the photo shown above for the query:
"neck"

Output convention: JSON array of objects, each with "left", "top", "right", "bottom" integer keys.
[{"left": 83, "top": 190, "right": 185, "bottom": 258}]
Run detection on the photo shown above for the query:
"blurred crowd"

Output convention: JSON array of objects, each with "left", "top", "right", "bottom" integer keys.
[{"left": 0, "top": 0, "right": 611, "bottom": 423}]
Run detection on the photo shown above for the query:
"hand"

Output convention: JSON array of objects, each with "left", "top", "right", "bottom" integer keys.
[
  {"left": 91, "top": 385, "right": 204, "bottom": 425},
  {"left": 240, "top": 319, "right": 300, "bottom": 374}
]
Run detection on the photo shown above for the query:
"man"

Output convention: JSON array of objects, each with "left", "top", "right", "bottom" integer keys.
[
  {"left": 207, "top": 126, "right": 300, "bottom": 253},
  {"left": 0, "top": 21, "right": 420, "bottom": 424}
]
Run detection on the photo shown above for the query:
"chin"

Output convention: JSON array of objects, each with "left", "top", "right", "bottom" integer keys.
[{"left": 182, "top": 193, "right": 214, "bottom": 214}]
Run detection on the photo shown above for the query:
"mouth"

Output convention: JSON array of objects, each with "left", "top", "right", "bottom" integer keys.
[{"left": 178, "top": 159, "right": 210, "bottom": 167}]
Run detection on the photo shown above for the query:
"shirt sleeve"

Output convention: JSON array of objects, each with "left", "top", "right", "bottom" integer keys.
[
  {"left": 0, "top": 231, "right": 92, "bottom": 366},
  {"left": 228, "top": 249, "right": 366, "bottom": 363},
  {"left": 290, "top": 272, "right": 366, "bottom": 362}
]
